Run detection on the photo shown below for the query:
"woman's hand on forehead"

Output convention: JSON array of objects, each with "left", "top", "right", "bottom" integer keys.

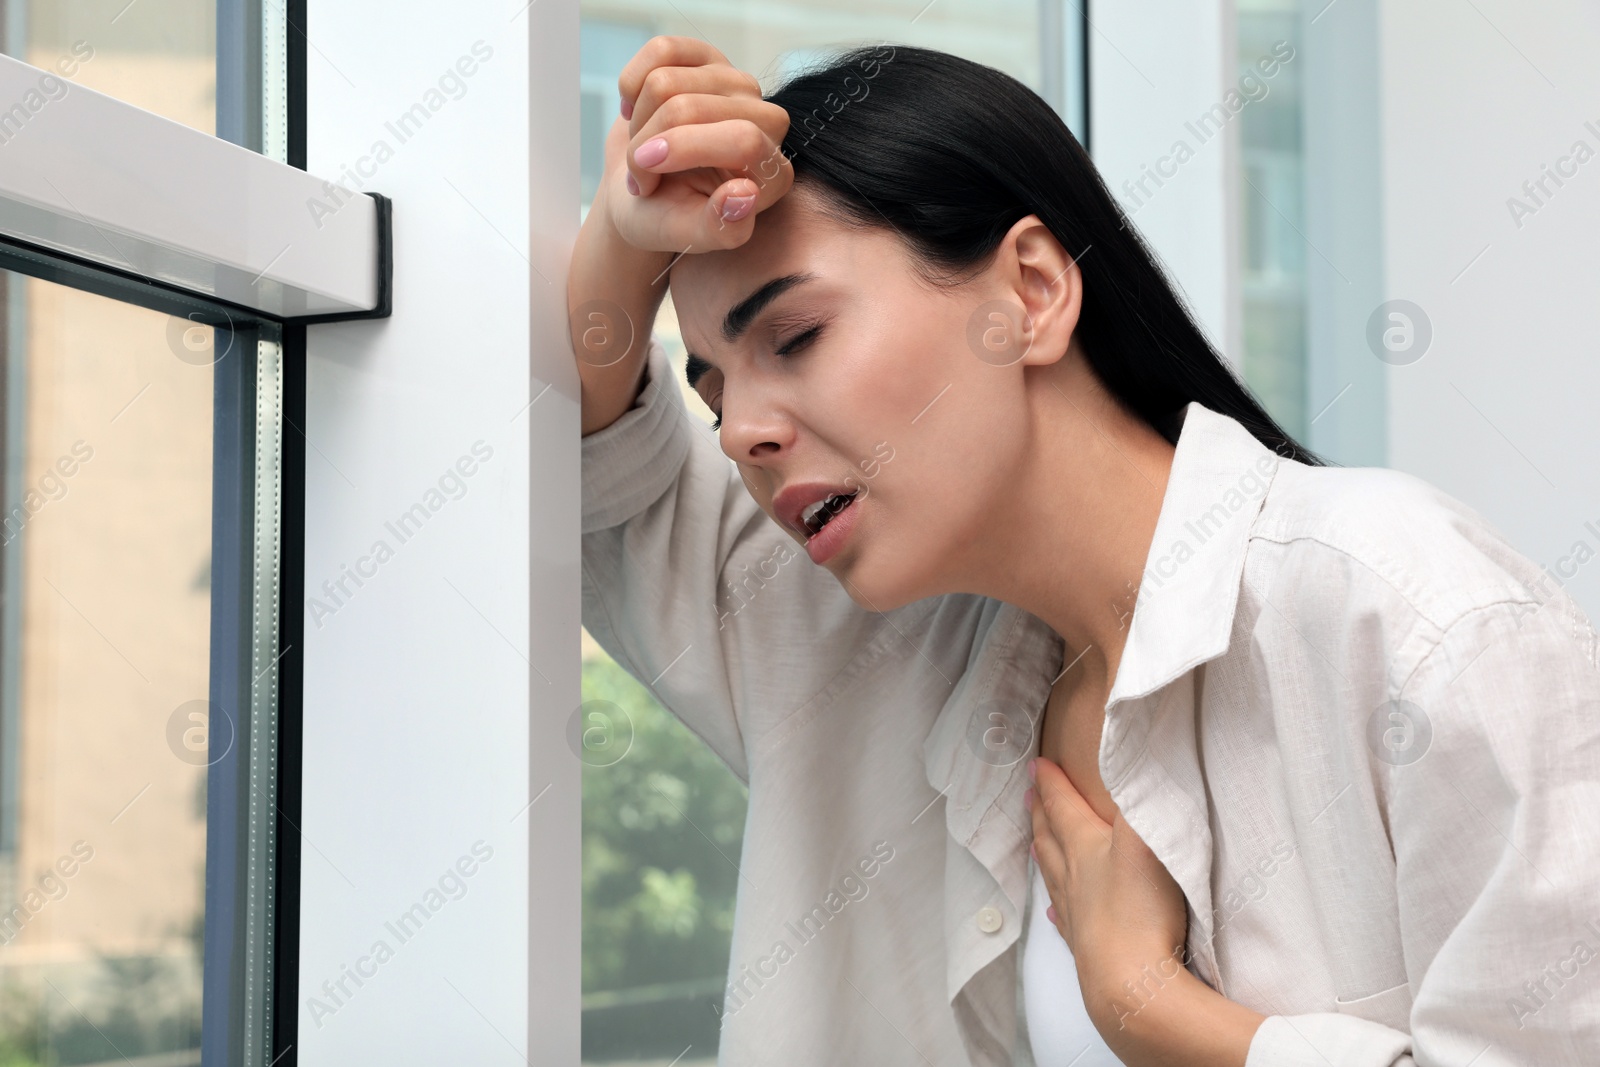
[{"left": 605, "top": 35, "right": 797, "bottom": 254}]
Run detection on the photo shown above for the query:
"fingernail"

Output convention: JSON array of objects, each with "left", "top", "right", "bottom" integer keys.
[
  {"left": 1027, "top": 758, "right": 1037, "bottom": 783},
  {"left": 620, "top": 96, "right": 633, "bottom": 120},
  {"left": 1024, "top": 787, "right": 1034, "bottom": 811},
  {"left": 626, "top": 173, "right": 640, "bottom": 196},
  {"left": 721, "top": 194, "right": 755, "bottom": 222},
  {"left": 1046, "top": 905, "right": 1057, "bottom": 924},
  {"left": 1029, "top": 841, "right": 1037, "bottom": 861},
  {"left": 634, "top": 137, "right": 668, "bottom": 168}
]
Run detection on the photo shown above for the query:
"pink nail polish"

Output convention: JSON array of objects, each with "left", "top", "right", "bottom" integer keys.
[
  {"left": 1046, "top": 905, "right": 1057, "bottom": 924},
  {"left": 621, "top": 97, "right": 633, "bottom": 120},
  {"left": 626, "top": 173, "right": 640, "bottom": 197},
  {"left": 1027, "top": 758, "right": 1037, "bottom": 783},
  {"left": 721, "top": 195, "right": 755, "bottom": 222},
  {"left": 634, "top": 137, "right": 669, "bottom": 168},
  {"left": 1024, "top": 787, "right": 1034, "bottom": 810}
]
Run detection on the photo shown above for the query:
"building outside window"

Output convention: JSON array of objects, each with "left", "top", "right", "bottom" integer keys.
[{"left": 1, "top": 3, "right": 219, "bottom": 1061}]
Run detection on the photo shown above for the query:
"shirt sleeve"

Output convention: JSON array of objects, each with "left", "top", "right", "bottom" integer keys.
[
  {"left": 1246, "top": 596, "right": 1600, "bottom": 1067},
  {"left": 580, "top": 333, "right": 884, "bottom": 781}
]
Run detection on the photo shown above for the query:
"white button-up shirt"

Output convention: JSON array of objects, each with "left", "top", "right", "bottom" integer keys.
[{"left": 580, "top": 336, "right": 1600, "bottom": 1066}]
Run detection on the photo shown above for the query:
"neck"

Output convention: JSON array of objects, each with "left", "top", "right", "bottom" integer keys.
[{"left": 958, "top": 348, "right": 1176, "bottom": 693}]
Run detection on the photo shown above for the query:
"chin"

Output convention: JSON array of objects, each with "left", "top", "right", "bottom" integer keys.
[{"left": 834, "top": 558, "right": 930, "bottom": 615}]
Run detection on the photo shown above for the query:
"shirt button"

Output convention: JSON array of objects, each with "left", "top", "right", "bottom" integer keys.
[{"left": 976, "top": 906, "right": 1003, "bottom": 934}]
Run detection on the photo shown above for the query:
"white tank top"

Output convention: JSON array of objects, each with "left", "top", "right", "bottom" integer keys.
[{"left": 1023, "top": 853, "right": 1128, "bottom": 1065}]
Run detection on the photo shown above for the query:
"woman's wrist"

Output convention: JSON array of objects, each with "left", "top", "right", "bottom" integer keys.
[
  {"left": 571, "top": 176, "right": 675, "bottom": 321},
  {"left": 1084, "top": 952, "right": 1265, "bottom": 1067}
]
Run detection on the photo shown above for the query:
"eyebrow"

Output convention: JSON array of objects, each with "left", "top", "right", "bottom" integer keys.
[{"left": 685, "top": 272, "right": 816, "bottom": 390}]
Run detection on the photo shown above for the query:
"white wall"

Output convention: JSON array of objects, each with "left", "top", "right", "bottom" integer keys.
[
  {"left": 299, "top": 1, "right": 579, "bottom": 1061},
  {"left": 1377, "top": 0, "right": 1600, "bottom": 622}
]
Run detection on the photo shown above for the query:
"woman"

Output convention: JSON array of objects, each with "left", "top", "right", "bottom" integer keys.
[{"left": 571, "top": 37, "right": 1600, "bottom": 1066}]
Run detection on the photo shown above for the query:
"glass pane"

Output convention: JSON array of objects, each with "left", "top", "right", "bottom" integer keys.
[
  {"left": 0, "top": 268, "right": 212, "bottom": 1063},
  {"left": 578, "top": 8, "right": 1052, "bottom": 1064},
  {"left": 1237, "top": 0, "right": 1308, "bottom": 440},
  {"left": 579, "top": 642, "right": 746, "bottom": 1066},
  {"left": 2, "top": 0, "right": 216, "bottom": 135}
]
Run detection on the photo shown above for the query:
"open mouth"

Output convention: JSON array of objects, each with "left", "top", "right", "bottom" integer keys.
[{"left": 800, "top": 491, "right": 858, "bottom": 538}]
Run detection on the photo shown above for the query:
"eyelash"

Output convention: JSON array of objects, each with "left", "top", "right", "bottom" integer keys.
[
  {"left": 776, "top": 321, "right": 825, "bottom": 357},
  {"left": 709, "top": 321, "right": 827, "bottom": 431}
]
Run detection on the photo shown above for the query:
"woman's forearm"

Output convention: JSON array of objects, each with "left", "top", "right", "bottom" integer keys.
[
  {"left": 1091, "top": 964, "right": 1265, "bottom": 1067},
  {"left": 569, "top": 179, "right": 675, "bottom": 437}
]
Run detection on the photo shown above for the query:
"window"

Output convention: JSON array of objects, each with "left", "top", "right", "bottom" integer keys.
[
  {"left": 0, "top": 0, "right": 383, "bottom": 1060},
  {"left": 1236, "top": 0, "right": 1309, "bottom": 442},
  {"left": 0, "top": 269, "right": 283, "bottom": 1066},
  {"left": 3, "top": 0, "right": 216, "bottom": 134}
]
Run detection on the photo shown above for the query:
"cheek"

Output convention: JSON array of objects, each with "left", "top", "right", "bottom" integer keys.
[
  {"left": 831, "top": 330, "right": 964, "bottom": 459},
  {"left": 828, "top": 314, "right": 1017, "bottom": 560},
  {"left": 879, "top": 423, "right": 1003, "bottom": 540},
  {"left": 888, "top": 435, "right": 1026, "bottom": 606},
  {"left": 833, "top": 345, "right": 925, "bottom": 424}
]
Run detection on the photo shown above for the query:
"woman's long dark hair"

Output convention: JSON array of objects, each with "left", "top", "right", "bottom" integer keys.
[{"left": 764, "top": 44, "right": 1327, "bottom": 466}]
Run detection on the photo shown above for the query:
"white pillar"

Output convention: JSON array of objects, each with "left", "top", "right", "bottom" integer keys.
[{"left": 299, "top": 1, "right": 579, "bottom": 1060}]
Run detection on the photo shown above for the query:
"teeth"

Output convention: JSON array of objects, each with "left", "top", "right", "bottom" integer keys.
[{"left": 801, "top": 492, "right": 853, "bottom": 532}]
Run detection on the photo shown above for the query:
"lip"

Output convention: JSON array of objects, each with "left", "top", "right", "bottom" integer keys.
[
  {"left": 773, "top": 481, "right": 860, "bottom": 539},
  {"left": 802, "top": 491, "right": 860, "bottom": 565}
]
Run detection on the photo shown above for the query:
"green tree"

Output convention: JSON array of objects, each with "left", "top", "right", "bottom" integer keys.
[{"left": 581, "top": 651, "right": 749, "bottom": 996}]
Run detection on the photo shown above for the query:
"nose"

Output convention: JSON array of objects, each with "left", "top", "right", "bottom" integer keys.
[{"left": 716, "top": 378, "right": 796, "bottom": 465}]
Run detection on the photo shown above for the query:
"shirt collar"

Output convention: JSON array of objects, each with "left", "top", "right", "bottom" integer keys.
[{"left": 1106, "top": 399, "right": 1284, "bottom": 708}]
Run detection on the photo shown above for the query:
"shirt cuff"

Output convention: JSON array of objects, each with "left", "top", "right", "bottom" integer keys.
[
  {"left": 1245, "top": 1013, "right": 1412, "bottom": 1067},
  {"left": 581, "top": 334, "right": 694, "bottom": 535}
]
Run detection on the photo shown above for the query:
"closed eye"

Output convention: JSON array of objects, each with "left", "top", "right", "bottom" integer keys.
[
  {"left": 709, "top": 321, "right": 827, "bottom": 432},
  {"left": 776, "top": 322, "right": 824, "bottom": 357}
]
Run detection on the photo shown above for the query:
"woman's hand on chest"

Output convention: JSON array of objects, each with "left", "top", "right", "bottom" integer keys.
[
  {"left": 1026, "top": 755, "right": 1187, "bottom": 1003},
  {"left": 1026, "top": 755, "right": 1265, "bottom": 1065}
]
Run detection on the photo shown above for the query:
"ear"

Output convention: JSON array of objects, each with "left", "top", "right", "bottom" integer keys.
[{"left": 996, "top": 214, "right": 1084, "bottom": 371}]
